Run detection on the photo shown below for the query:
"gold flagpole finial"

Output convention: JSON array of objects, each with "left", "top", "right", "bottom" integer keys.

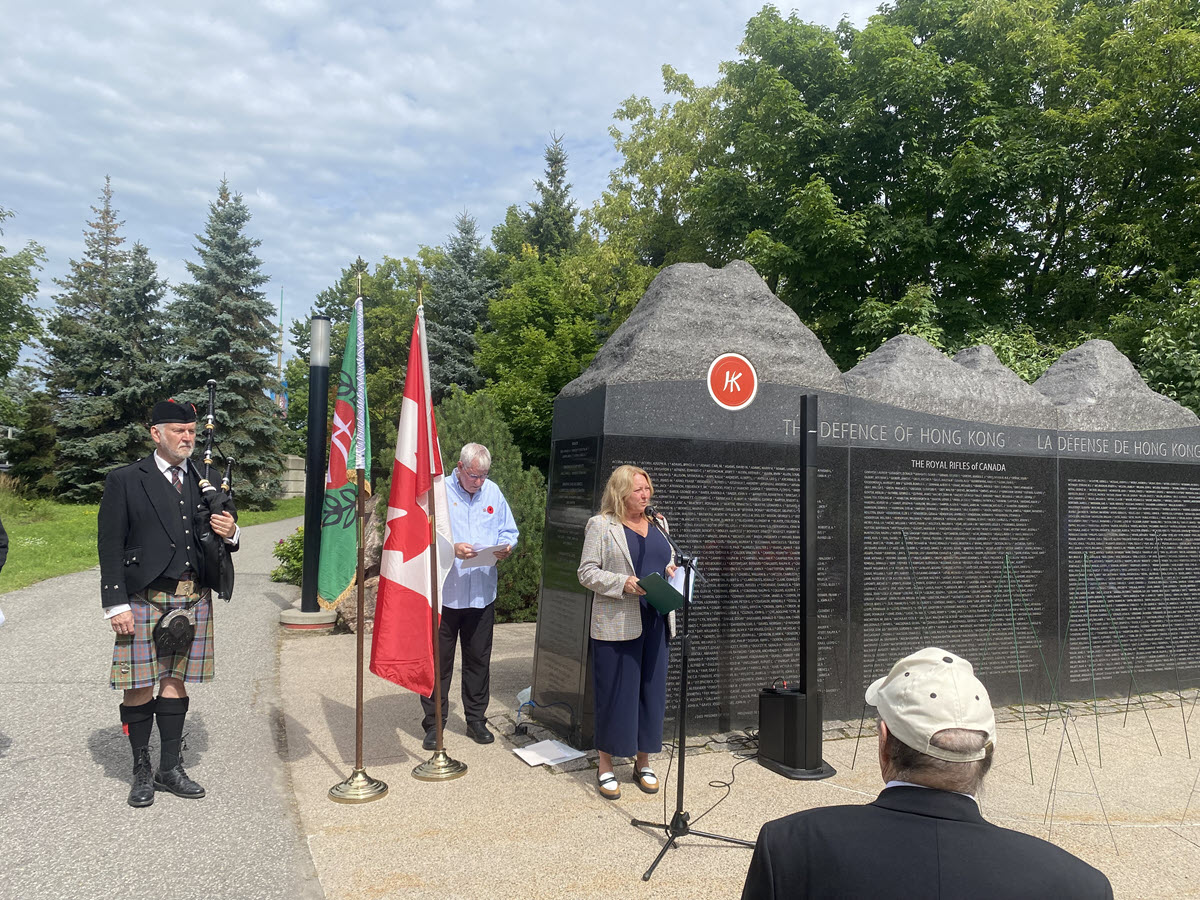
[
  {"left": 416, "top": 273, "right": 424, "bottom": 308},
  {"left": 357, "top": 270, "right": 362, "bottom": 299}
]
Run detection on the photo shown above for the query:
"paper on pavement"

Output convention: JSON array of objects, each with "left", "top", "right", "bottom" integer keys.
[{"left": 513, "top": 739, "right": 587, "bottom": 767}]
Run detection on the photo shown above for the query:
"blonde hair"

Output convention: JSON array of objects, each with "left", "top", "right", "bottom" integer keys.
[{"left": 600, "top": 464, "right": 654, "bottom": 519}]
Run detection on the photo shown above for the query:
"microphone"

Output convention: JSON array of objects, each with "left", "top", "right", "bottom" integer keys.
[{"left": 644, "top": 505, "right": 659, "bottom": 521}]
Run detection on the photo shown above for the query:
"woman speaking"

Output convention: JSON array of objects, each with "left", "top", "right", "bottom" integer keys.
[{"left": 577, "top": 464, "right": 676, "bottom": 800}]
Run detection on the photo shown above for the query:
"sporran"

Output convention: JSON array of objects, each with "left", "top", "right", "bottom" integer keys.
[{"left": 153, "top": 606, "right": 198, "bottom": 654}]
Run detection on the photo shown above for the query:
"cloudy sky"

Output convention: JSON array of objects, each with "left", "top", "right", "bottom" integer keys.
[{"left": 3, "top": 0, "right": 876, "bottom": 358}]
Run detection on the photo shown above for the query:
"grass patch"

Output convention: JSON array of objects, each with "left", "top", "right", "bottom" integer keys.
[
  {"left": 0, "top": 489, "right": 307, "bottom": 594},
  {"left": 237, "top": 495, "right": 306, "bottom": 526},
  {"left": 0, "top": 489, "right": 100, "bottom": 594}
]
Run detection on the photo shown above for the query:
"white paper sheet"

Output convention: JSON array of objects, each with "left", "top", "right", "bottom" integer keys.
[
  {"left": 460, "top": 543, "right": 508, "bottom": 568},
  {"left": 668, "top": 564, "right": 695, "bottom": 602},
  {"left": 512, "top": 739, "right": 588, "bottom": 767}
]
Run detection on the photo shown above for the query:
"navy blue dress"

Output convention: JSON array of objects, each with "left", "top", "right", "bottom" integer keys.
[{"left": 590, "top": 524, "right": 672, "bottom": 758}]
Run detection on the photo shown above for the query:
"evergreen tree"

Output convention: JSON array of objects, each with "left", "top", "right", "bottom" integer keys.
[
  {"left": 526, "top": 134, "right": 578, "bottom": 258},
  {"left": 169, "top": 180, "right": 283, "bottom": 508},
  {"left": 44, "top": 178, "right": 155, "bottom": 502},
  {"left": 51, "top": 242, "right": 167, "bottom": 501},
  {"left": 426, "top": 213, "right": 495, "bottom": 402},
  {"left": 97, "top": 242, "right": 168, "bottom": 456},
  {"left": 3, "top": 390, "right": 58, "bottom": 497}
]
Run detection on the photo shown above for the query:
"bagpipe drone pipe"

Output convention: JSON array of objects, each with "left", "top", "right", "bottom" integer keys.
[{"left": 196, "top": 378, "right": 237, "bottom": 602}]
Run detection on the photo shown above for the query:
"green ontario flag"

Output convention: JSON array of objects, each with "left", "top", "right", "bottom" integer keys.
[{"left": 317, "top": 297, "right": 372, "bottom": 609}]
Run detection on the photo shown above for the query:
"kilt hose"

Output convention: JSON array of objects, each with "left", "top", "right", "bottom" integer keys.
[{"left": 111, "top": 588, "right": 214, "bottom": 690}]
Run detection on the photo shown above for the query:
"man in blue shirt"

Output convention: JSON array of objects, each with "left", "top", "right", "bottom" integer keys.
[{"left": 422, "top": 442, "right": 519, "bottom": 749}]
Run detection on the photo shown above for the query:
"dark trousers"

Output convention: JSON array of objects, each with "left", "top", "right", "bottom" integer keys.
[
  {"left": 591, "top": 601, "right": 669, "bottom": 758},
  {"left": 420, "top": 603, "right": 495, "bottom": 731}
]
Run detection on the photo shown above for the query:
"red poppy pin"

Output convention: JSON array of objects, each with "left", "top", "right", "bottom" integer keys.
[{"left": 486, "top": 505, "right": 494, "bottom": 514}]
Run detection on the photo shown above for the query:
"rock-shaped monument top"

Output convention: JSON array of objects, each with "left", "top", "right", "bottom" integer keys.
[
  {"left": 846, "top": 335, "right": 1057, "bottom": 427},
  {"left": 1034, "top": 339, "right": 1198, "bottom": 431},
  {"left": 559, "top": 260, "right": 843, "bottom": 398}
]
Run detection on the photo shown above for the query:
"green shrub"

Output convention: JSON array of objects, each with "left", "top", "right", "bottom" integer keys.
[{"left": 271, "top": 526, "right": 304, "bottom": 585}]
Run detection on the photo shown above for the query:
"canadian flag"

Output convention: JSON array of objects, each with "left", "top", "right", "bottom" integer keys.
[{"left": 369, "top": 306, "right": 454, "bottom": 696}]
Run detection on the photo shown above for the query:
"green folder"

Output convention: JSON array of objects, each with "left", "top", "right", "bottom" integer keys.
[{"left": 638, "top": 572, "right": 685, "bottom": 614}]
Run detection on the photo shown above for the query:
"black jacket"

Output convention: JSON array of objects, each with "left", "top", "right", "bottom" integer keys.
[
  {"left": 98, "top": 454, "right": 236, "bottom": 609},
  {"left": 741, "top": 786, "right": 1113, "bottom": 900}
]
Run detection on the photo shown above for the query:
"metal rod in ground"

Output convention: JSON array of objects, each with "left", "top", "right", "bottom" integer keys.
[
  {"left": 1003, "top": 554, "right": 1034, "bottom": 785},
  {"left": 853, "top": 537, "right": 904, "bottom": 770},
  {"left": 1071, "top": 714, "right": 1118, "bottom": 854},
  {"left": 1090, "top": 568, "right": 1160, "bottom": 756},
  {"left": 1045, "top": 709, "right": 1070, "bottom": 833},
  {"left": 1008, "top": 570, "right": 1077, "bottom": 764},
  {"left": 1083, "top": 553, "right": 1102, "bottom": 768},
  {"left": 1178, "top": 749, "right": 1200, "bottom": 827},
  {"left": 1153, "top": 532, "right": 1191, "bottom": 759},
  {"left": 1044, "top": 608, "right": 1076, "bottom": 755},
  {"left": 899, "top": 529, "right": 929, "bottom": 645}
]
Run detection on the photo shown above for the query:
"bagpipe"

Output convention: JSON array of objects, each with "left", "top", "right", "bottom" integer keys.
[{"left": 196, "top": 378, "right": 237, "bottom": 601}]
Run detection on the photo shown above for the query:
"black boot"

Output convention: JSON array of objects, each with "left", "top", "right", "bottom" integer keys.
[
  {"left": 154, "top": 758, "right": 206, "bottom": 798},
  {"left": 154, "top": 696, "right": 206, "bottom": 799},
  {"left": 119, "top": 700, "right": 156, "bottom": 808},
  {"left": 128, "top": 747, "right": 155, "bottom": 807}
]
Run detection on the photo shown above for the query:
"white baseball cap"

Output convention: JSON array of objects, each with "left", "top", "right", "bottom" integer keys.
[{"left": 865, "top": 647, "right": 996, "bottom": 762}]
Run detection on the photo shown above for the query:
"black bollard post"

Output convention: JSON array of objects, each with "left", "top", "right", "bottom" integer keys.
[{"left": 300, "top": 315, "right": 331, "bottom": 614}]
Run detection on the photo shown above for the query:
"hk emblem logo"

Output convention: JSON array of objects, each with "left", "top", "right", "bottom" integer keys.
[{"left": 707, "top": 353, "right": 758, "bottom": 411}]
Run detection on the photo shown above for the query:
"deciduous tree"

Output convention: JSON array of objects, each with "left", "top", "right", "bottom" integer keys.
[{"left": 0, "top": 207, "right": 45, "bottom": 383}]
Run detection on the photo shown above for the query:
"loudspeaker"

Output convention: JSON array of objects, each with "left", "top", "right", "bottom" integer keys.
[{"left": 757, "top": 688, "right": 835, "bottom": 780}]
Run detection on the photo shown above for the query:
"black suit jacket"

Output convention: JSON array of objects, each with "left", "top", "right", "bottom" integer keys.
[
  {"left": 98, "top": 454, "right": 234, "bottom": 609},
  {"left": 741, "top": 786, "right": 1113, "bottom": 900}
]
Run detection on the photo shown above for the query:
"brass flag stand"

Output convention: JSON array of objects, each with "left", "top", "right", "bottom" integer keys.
[
  {"left": 329, "top": 468, "right": 389, "bottom": 802},
  {"left": 411, "top": 285, "right": 467, "bottom": 783},
  {"left": 412, "top": 513, "right": 468, "bottom": 782},
  {"left": 329, "top": 287, "right": 388, "bottom": 803}
]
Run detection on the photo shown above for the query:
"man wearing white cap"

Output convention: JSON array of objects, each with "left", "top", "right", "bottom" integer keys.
[{"left": 741, "top": 647, "right": 1113, "bottom": 899}]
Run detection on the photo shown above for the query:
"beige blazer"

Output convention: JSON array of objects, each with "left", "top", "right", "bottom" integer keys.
[{"left": 577, "top": 513, "right": 677, "bottom": 641}]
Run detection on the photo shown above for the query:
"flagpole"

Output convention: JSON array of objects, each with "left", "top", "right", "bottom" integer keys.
[
  {"left": 413, "top": 277, "right": 467, "bottom": 782},
  {"left": 329, "top": 286, "right": 388, "bottom": 803}
]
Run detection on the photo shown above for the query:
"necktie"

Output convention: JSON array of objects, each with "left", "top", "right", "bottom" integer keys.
[{"left": 169, "top": 466, "right": 183, "bottom": 493}]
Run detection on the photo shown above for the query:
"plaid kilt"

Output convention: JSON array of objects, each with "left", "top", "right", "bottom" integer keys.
[{"left": 110, "top": 588, "right": 215, "bottom": 689}]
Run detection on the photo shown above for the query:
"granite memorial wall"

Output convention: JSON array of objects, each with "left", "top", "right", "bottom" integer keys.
[{"left": 530, "top": 260, "right": 1200, "bottom": 748}]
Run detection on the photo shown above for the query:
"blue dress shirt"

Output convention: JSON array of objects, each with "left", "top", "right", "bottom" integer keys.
[{"left": 443, "top": 474, "right": 519, "bottom": 610}]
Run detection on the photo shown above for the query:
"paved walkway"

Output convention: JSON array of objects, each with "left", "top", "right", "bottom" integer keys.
[
  {"left": 0, "top": 517, "right": 320, "bottom": 900},
  {"left": 3, "top": 516, "right": 1200, "bottom": 898}
]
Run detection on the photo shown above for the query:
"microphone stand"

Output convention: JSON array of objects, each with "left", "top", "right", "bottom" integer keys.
[{"left": 630, "top": 511, "right": 754, "bottom": 881}]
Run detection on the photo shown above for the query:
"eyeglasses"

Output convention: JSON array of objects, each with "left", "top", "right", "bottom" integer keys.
[{"left": 461, "top": 470, "right": 489, "bottom": 482}]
